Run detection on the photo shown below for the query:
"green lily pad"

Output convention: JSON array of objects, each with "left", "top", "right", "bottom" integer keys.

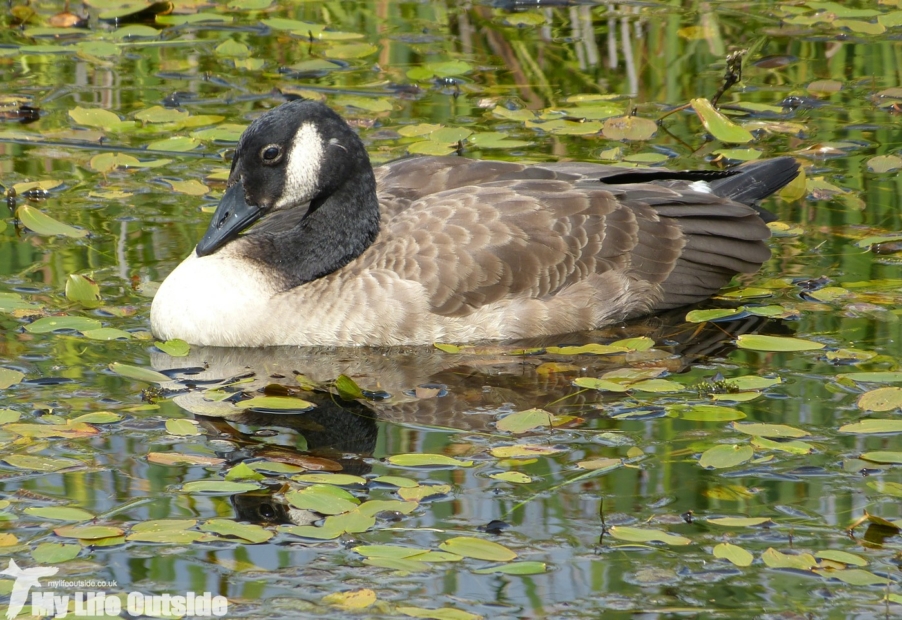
[
  {"left": 496, "top": 408, "right": 553, "bottom": 433},
  {"left": 54, "top": 524, "right": 124, "bottom": 540},
  {"left": 858, "top": 387, "right": 902, "bottom": 412},
  {"left": 699, "top": 444, "right": 754, "bottom": 469},
  {"left": 81, "top": 328, "right": 132, "bottom": 341},
  {"left": 730, "top": 422, "right": 808, "bottom": 438},
  {"left": 25, "top": 316, "right": 101, "bottom": 334},
  {"left": 181, "top": 481, "right": 261, "bottom": 493},
  {"left": 713, "top": 542, "right": 753, "bottom": 567},
  {"left": 65, "top": 274, "right": 102, "bottom": 307},
  {"left": 472, "top": 561, "right": 547, "bottom": 575},
  {"left": 239, "top": 396, "right": 315, "bottom": 411},
  {"left": 325, "top": 43, "right": 378, "bottom": 59},
  {"left": 691, "top": 98, "right": 753, "bottom": 143},
  {"left": 165, "top": 419, "right": 201, "bottom": 436},
  {"left": 839, "top": 419, "right": 902, "bottom": 434},
  {"left": 3, "top": 454, "right": 83, "bottom": 472},
  {"left": 602, "top": 115, "right": 657, "bottom": 141},
  {"left": 387, "top": 453, "right": 473, "bottom": 467},
  {"left": 438, "top": 537, "right": 517, "bottom": 561},
  {"left": 860, "top": 451, "right": 902, "bottom": 464},
  {"left": 0, "top": 369, "right": 24, "bottom": 390},
  {"left": 708, "top": 517, "right": 772, "bottom": 527},
  {"left": 736, "top": 335, "right": 825, "bottom": 352},
  {"left": 109, "top": 362, "right": 170, "bottom": 384},
  {"left": 146, "top": 136, "right": 199, "bottom": 152},
  {"left": 607, "top": 526, "right": 691, "bottom": 545},
  {"left": 155, "top": 339, "right": 190, "bottom": 356},
  {"left": 286, "top": 486, "right": 359, "bottom": 515},
  {"left": 24, "top": 506, "right": 95, "bottom": 521},
  {"left": 32, "top": 542, "right": 80, "bottom": 564},
  {"left": 69, "top": 106, "right": 121, "bottom": 128},
  {"left": 16, "top": 205, "right": 88, "bottom": 238},
  {"left": 668, "top": 404, "right": 746, "bottom": 422},
  {"left": 200, "top": 519, "right": 273, "bottom": 543}
]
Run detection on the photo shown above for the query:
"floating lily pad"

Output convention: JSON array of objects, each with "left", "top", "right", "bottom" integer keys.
[
  {"left": 690, "top": 98, "right": 753, "bottom": 143},
  {"left": 730, "top": 422, "right": 808, "bottom": 438},
  {"left": 839, "top": 419, "right": 902, "bottom": 434},
  {"left": 32, "top": 542, "right": 80, "bottom": 564},
  {"left": 54, "top": 524, "right": 124, "bottom": 540},
  {"left": 325, "top": 43, "right": 378, "bottom": 59},
  {"left": 16, "top": 205, "right": 88, "bottom": 238},
  {"left": 0, "top": 369, "right": 24, "bottom": 390},
  {"left": 387, "top": 453, "right": 473, "bottom": 468},
  {"left": 496, "top": 408, "right": 553, "bottom": 433},
  {"left": 200, "top": 519, "right": 273, "bottom": 543},
  {"left": 602, "top": 116, "right": 657, "bottom": 141},
  {"left": 608, "top": 526, "right": 691, "bottom": 546},
  {"left": 3, "top": 454, "right": 83, "bottom": 472},
  {"left": 24, "top": 506, "right": 95, "bottom": 521},
  {"left": 322, "top": 589, "right": 376, "bottom": 610},
  {"left": 109, "top": 362, "right": 169, "bottom": 384},
  {"left": 69, "top": 106, "right": 122, "bottom": 128},
  {"left": 166, "top": 419, "right": 201, "bottom": 436},
  {"left": 699, "top": 444, "right": 754, "bottom": 469},
  {"left": 239, "top": 396, "right": 314, "bottom": 411},
  {"left": 713, "top": 542, "right": 753, "bottom": 567},
  {"left": 490, "top": 445, "right": 563, "bottom": 458},
  {"left": 406, "top": 60, "right": 473, "bottom": 81},
  {"left": 668, "top": 404, "right": 745, "bottom": 422},
  {"left": 155, "top": 339, "right": 189, "bottom": 356},
  {"left": 181, "top": 481, "right": 260, "bottom": 494},
  {"left": 736, "top": 335, "right": 825, "bottom": 352},
  {"left": 438, "top": 536, "right": 517, "bottom": 561},
  {"left": 82, "top": 327, "right": 132, "bottom": 340},
  {"left": 473, "top": 561, "right": 547, "bottom": 575},
  {"left": 25, "top": 316, "right": 101, "bottom": 334},
  {"left": 857, "top": 387, "right": 902, "bottom": 412}
]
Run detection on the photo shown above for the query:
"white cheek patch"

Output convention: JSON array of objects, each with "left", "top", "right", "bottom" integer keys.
[
  {"left": 275, "top": 122, "right": 324, "bottom": 209},
  {"left": 688, "top": 180, "right": 713, "bottom": 194}
]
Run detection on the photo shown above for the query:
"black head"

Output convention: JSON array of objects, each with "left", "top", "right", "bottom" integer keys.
[{"left": 197, "top": 100, "right": 372, "bottom": 256}]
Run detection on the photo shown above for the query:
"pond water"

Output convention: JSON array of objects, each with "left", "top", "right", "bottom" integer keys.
[{"left": 2, "top": 0, "right": 902, "bottom": 618}]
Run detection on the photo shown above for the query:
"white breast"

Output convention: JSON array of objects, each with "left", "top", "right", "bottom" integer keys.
[{"left": 150, "top": 247, "right": 282, "bottom": 347}]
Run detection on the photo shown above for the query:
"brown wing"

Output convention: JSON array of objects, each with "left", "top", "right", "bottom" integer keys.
[
  {"left": 374, "top": 156, "right": 585, "bottom": 219},
  {"left": 357, "top": 175, "right": 770, "bottom": 318}
]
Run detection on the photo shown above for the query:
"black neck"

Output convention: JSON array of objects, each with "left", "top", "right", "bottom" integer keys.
[{"left": 244, "top": 168, "right": 380, "bottom": 288}]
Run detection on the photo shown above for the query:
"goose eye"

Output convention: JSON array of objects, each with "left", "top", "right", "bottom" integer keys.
[{"left": 260, "top": 145, "right": 282, "bottom": 164}]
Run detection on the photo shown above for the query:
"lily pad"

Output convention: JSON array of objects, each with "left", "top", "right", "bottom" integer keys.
[
  {"left": 17, "top": 205, "right": 88, "bottom": 238},
  {"left": 387, "top": 454, "right": 473, "bottom": 468},
  {"left": 109, "top": 362, "right": 170, "bottom": 384},
  {"left": 736, "top": 335, "right": 825, "bottom": 352},
  {"left": 713, "top": 542, "right": 753, "bottom": 567},
  {"left": 438, "top": 537, "right": 517, "bottom": 561},
  {"left": 857, "top": 387, "right": 902, "bottom": 412},
  {"left": 25, "top": 316, "right": 101, "bottom": 334},
  {"left": 155, "top": 339, "right": 189, "bottom": 356},
  {"left": 690, "top": 98, "right": 753, "bottom": 143},
  {"left": 699, "top": 444, "right": 754, "bottom": 469},
  {"left": 607, "top": 526, "right": 691, "bottom": 546}
]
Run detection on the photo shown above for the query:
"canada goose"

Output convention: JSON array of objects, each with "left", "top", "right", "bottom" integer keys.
[{"left": 150, "top": 99, "right": 799, "bottom": 347}]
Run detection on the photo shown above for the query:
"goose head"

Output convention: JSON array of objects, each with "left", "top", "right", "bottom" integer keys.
[{"left": 197, "top": 99, "right": 376, "bottom": 257}]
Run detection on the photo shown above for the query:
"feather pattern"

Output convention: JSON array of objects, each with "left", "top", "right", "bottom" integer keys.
[{"left": 150, "top": 100, "right": 799, "bottom": 347}]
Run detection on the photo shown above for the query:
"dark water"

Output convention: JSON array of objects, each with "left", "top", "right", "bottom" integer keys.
[{"left": 1, "top": 1, "right": 901, "bottom": 618}]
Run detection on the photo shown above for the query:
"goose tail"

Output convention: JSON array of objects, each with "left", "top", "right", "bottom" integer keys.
[{"left": 708, "top": 157, "right": 800, "bottom": 219}]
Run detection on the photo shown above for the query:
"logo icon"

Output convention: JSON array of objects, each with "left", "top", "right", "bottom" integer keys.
[{"left": 1, "top": 560, "right": 59, "bottom": 619}]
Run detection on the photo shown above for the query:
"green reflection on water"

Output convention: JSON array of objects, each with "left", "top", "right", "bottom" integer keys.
[{"left": 0, "top": 1, "right": 901, "bottom": 617}]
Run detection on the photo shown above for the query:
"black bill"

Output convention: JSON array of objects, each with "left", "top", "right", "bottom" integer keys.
[{"left": 196, "top": 181, "right": 263, "bottom": 257}]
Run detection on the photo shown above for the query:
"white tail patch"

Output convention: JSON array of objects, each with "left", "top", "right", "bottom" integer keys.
[{"left": 688, "top": 180, "right": 713, "bottom": 194}]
